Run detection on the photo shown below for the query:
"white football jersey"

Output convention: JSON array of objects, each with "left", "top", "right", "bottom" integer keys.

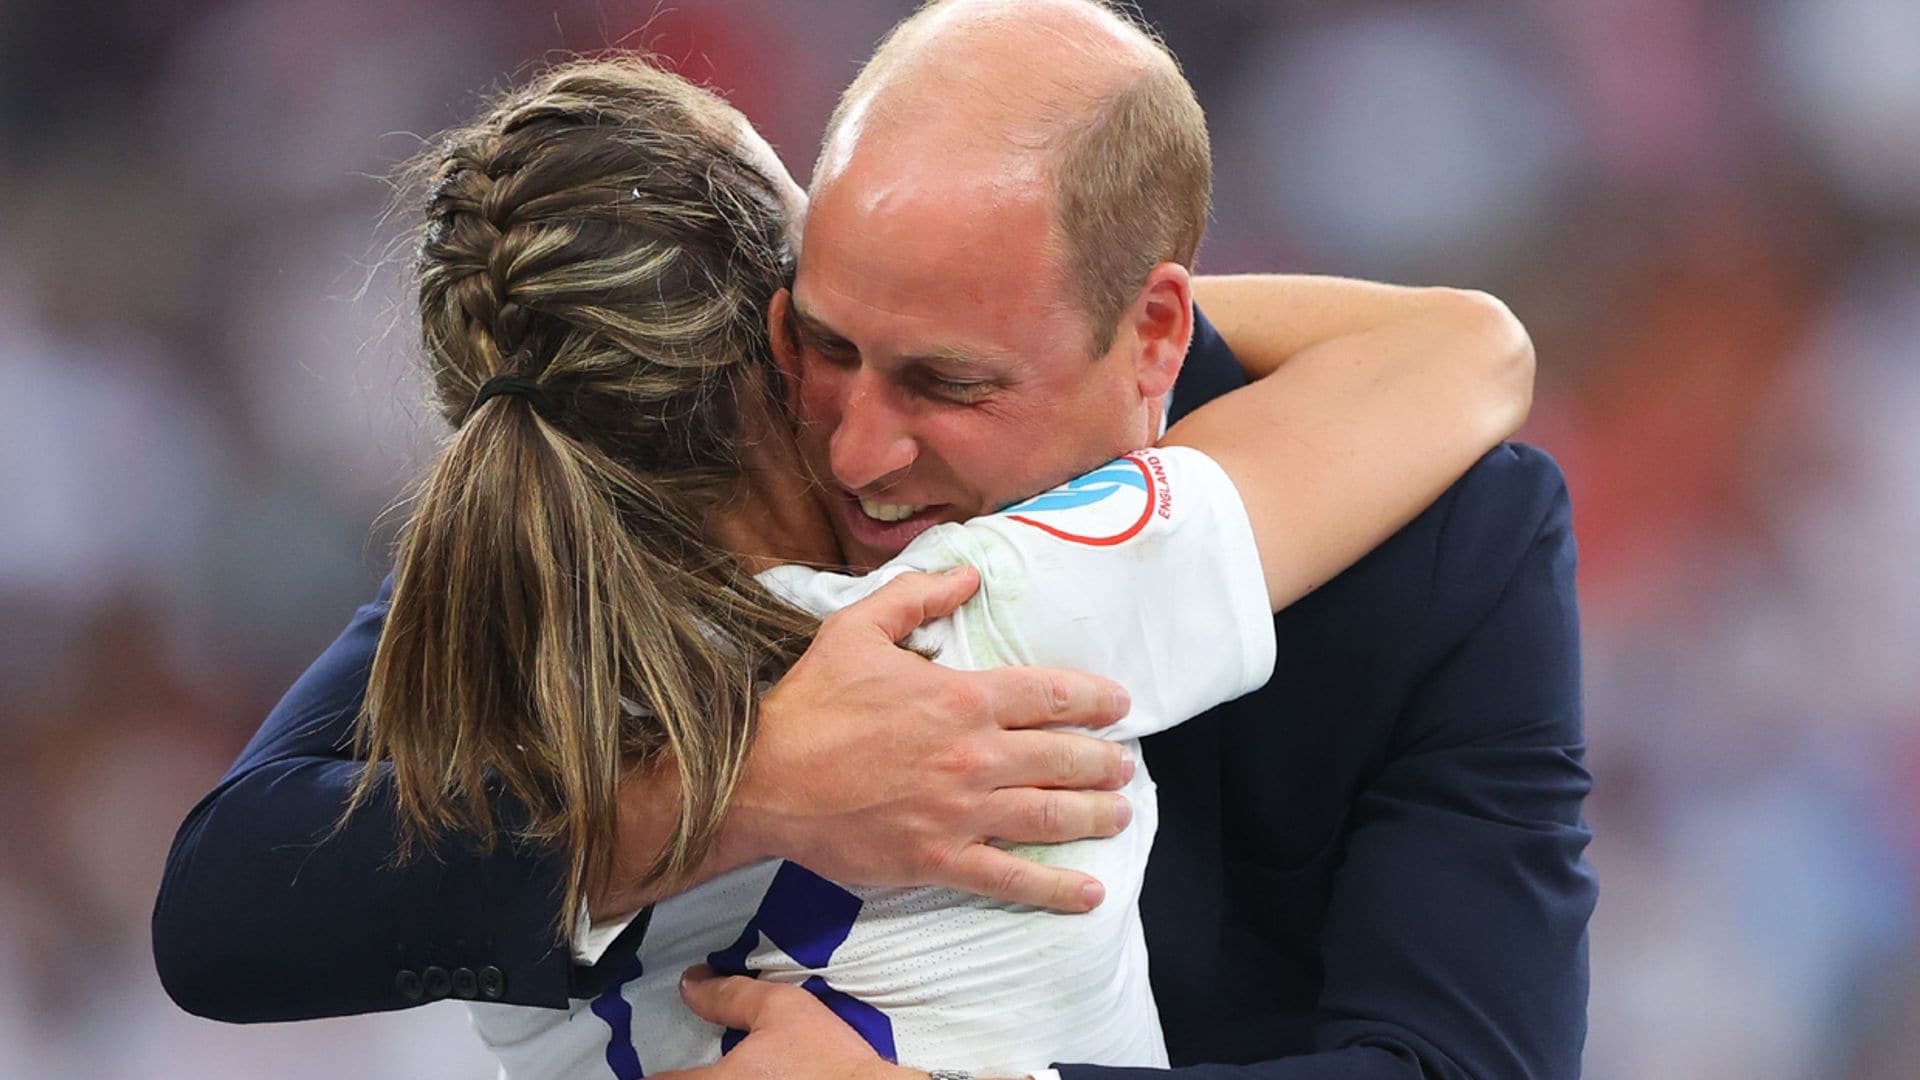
[{"left": 470, "top": 446, "right": 1275, "bottom": 1077}]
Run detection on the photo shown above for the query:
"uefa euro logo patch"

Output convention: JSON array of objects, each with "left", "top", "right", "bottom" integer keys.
[{"left": 1003, "top": 452, "right": 1171, "bottom": 546}]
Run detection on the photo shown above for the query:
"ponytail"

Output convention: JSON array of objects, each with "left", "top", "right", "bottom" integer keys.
[{"left": 348, "top": 57, "right": 816, "bottom": 939}]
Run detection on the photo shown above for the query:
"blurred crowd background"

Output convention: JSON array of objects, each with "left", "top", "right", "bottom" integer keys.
[{"left": 2, "top": 0, "right": 1916, "bottom": 1076}]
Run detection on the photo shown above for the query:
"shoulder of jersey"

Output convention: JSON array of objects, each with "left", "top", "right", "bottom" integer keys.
[{"left": 996, "top": 450, "right": 1176, "bottom": 547}]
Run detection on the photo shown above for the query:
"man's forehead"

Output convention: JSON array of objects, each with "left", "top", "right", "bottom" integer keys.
[
  {"left": 799, "top": 162, "right": 1061, "bottom": 298},
  {"left": 792, "top": 134, "right": 1096, "bottom": 368},
  {"left": 810, "top": 133, "right": 1051, "bottom": 230}
]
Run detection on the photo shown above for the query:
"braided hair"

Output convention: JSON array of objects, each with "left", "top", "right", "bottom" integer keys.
[{"left": 350, "top": 57, "right": 816, "bottom": 937}]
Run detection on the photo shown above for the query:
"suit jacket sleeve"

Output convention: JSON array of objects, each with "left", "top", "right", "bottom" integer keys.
[
  {"left": 150, "top": 578, "right": 622, "bottom": 1021},
  {"left": 1062, "top": 444, "right": 1596, "bottom": 1079}
]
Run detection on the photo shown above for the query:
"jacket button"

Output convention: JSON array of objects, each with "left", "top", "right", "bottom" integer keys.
[
  {"left": 478, "top": 965, "right": 507, "bottom": 1000},
  {"left": 395, "top": 969, "right": 424, "bottom": 1002},
  {"left": 452, "top": 967, "right": 478, "bottom": 999},
  {"left": 421, "top": 965, "right": 452, "bottom": 1000}
]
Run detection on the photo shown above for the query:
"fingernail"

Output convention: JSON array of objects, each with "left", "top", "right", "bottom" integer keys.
[
  {"left": 1113, "top": 796, "right": 1132, "bottom": 831},
  {"left": 1110, "top": 687, "right": 1132, "bottom": 716},
  {"left": 1119, "top": 750, "right": 1136, "bottom": 782},
  {"left": 681, "top": 965, "right": 711, "bottom": 987},
  {"left": 1080, "top": 881, "right": 1105, "bottom": 910}
]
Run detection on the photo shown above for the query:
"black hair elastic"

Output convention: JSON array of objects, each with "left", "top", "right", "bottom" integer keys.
[{"left": 470, "top": 375, "right": 558, "bottom": 422}]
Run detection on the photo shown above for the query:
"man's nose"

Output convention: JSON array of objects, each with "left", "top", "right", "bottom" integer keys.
[{"left": 829, "top": 374, "right": 916, "bottom": 492}]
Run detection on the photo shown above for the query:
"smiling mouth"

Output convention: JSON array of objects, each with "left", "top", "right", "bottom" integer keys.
[
  {"left": 857, "top": 498, "right": 928, "bottom": 522},
  {"left": 836, "top": 492, "right": 952, "bottom": 556}
]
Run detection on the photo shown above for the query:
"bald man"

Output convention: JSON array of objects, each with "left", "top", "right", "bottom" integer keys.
[
  {"left": 669, "top": 4, "right": 1592, "bottom": 1078},
  {"left": 156, "top": 2, "right": 1593, "bottom": 1078}
]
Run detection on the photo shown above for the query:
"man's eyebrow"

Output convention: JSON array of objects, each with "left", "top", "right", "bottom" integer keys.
[
  {"left": 901, "top": 347, "right": 1010, "bottom": 375},
  {"left": 789, "top": 304, "right": 851, "bottom": 345}
]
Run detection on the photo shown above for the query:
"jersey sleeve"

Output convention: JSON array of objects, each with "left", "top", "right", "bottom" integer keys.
[
  {"left": 760, "top": 445, "right": 1274, "bottom": 737},
  {"left": 757, "top": 447, "right": 1274, "bottom": 743},
  {"left": 935, "top": 446, "right": 1274, "bottom": 741}
]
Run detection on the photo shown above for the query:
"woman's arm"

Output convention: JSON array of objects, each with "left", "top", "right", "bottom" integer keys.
[{"left": 1172, "top": 274, "right": 1534, "bottom": 611}]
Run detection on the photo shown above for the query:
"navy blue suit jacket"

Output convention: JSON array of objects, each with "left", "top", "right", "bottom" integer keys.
[{"left": 155, "top": 312, "right": 1595, "bottom": 1077}]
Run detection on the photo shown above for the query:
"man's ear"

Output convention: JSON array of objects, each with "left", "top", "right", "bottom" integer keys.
[
  {"left": 1126, "top": 263, "right": 1193, "bottom": 400},
  {"left": 767, "top": 287, "right": 804, "bottom": 398}
]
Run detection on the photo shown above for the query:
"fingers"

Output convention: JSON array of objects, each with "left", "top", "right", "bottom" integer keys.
[
  {"left": 988, "top": 729, "right": 1134, "bottom": 792},
  {"left": 938, "top": 843, "right": 1107, "bottom": 913},
  {"left": 677, "top": 964, "right": 772, "bottom": 1029},
  {"left": 837, "top": 567, "right": 981, "bottom": 644},
  {"left": 983, "top": 787, "right": 1133, "bottom": 844},
  {"left": 977, "top": 666, "right": 1130, "bottom": 732}
]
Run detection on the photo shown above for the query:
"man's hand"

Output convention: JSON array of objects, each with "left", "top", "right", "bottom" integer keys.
[
  {"left": 650, "top": 964, "right": 920, "bottom": 1080},
  {"left": 739, "top": 567, "right": 1133, "bottom": 911},
  {"left": 598, "top": 567, "right": 1133, "bottom": 918}
]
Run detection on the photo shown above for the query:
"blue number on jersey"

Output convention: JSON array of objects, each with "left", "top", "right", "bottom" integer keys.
[{"left": 706, "top": 861, "right": 897, "bottom": 1060}]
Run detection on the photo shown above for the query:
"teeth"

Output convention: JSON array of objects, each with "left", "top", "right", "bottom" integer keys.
[{"left": 859, "top": 498, "right": 926, "bottom": 523}]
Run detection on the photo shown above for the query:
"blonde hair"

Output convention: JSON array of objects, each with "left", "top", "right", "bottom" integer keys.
[
  {"left": 820, "top": 0, "right": 1211, "bottom": 353},
  {"left": 349, "top": 57, "right": 815, "bottom": 935}
]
